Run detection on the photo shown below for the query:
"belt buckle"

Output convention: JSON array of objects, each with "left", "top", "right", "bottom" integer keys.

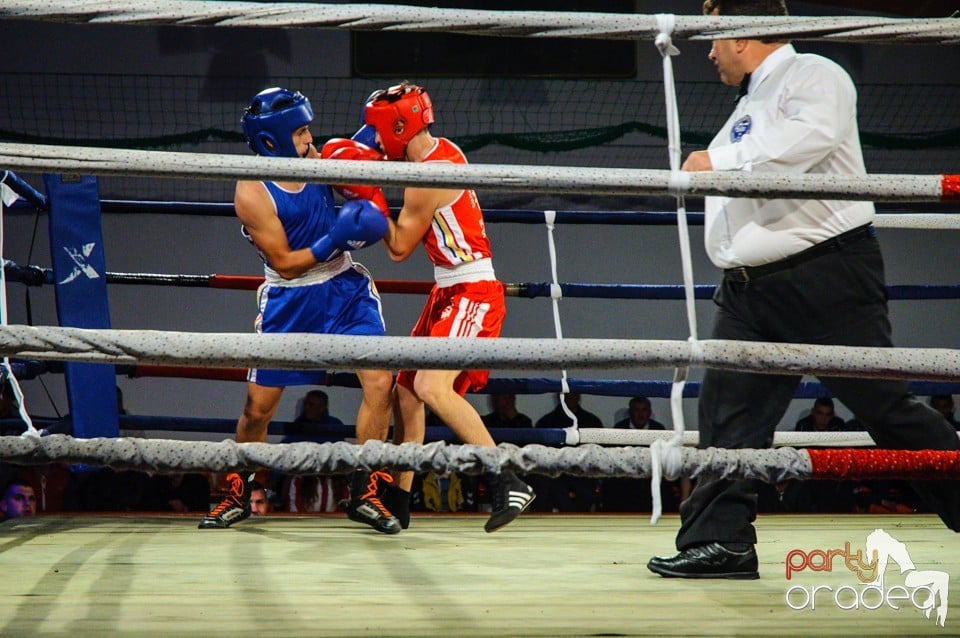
[{"left": 726, "top": 267, "right": 749, "bottom": 283}]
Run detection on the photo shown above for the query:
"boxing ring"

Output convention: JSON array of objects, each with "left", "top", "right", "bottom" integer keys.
[
  {"left": 2, "top": 3, "right": 960, "bottom": 636},
  {"left": 1, "top": 513, "right": 955, "bottom": 637}
]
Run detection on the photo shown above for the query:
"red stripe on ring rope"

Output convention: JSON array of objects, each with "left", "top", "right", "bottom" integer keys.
[
  {"left": 942, "top": 174, "right": 960, "bottom": 201},
  {"left": 808, "top": 448, "right": 960, "bottom": 480}
]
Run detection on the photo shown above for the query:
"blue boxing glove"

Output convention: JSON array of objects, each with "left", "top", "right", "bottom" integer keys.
[
  {"left": 310, "top": 199, "right": 388, "bottom": 262},
  {"left": 351, "top": 124, "right": 380, "bottom": 151}
]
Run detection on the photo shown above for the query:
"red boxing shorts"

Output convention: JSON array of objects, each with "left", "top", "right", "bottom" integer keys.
[{"left": 396, "top": 280, "right": 505, "bottom": 396}]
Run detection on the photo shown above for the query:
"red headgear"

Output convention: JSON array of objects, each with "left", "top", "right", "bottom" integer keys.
[{"left": 363, "top": 82, "right": 434, "bottom": 160}]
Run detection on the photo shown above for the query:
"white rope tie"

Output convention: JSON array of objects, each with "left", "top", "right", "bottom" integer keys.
[
  {"left": 542, "top": 209, "right": 578, "bottom": 427},
  {"left": 652, "top": 13, "right": 694, "bottom": 523},
  {"left": 667, "top": 171, "right": 691, "bottom": 195},
  {"left": 0, "top": 172, "right": 38, "bottom": 436},
  {"left": 649, "top": 436, "right": 684, "bottom": 516}
]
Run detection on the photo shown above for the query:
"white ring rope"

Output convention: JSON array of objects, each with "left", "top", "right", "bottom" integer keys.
[
  {"left": 0, "top": 3, "right": 958, "bottom": 44},
  {"left": 0, "top": 143, "right": 956, "bottom": 202},
  {"left": 0, "top": 435, "right": 813, "bottom": 482},
  {"left": 2, "top": 326, "right": 960, "bottom": 381},
  {"left": 873, "top": 214, "right": 960, "bottom": 229}
]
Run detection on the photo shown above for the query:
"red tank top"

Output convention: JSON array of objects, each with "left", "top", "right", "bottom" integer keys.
[{"left": 419, "top": 138, "right": 492, "bottom": 267}]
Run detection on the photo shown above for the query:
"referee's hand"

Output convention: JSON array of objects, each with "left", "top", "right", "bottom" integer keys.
[{"left": 681, "top": 151, "right": 712, "bottom": 172}]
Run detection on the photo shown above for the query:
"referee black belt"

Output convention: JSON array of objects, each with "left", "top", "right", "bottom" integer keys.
[{"left": 723, "top": 224, "right": 876, "bottom": 284}]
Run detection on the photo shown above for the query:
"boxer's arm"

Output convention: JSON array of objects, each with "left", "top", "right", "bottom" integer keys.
[
  {"left": 234, "top": 181, "right": 319, "bottom": 280},
  {"left": 383, "top": 185, "right": 459, "bottom": 262}
]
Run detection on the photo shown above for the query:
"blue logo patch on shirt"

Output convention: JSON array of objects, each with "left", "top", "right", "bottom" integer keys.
[{"left": 730, "top": 115, "right": 752, "bottom": 143}]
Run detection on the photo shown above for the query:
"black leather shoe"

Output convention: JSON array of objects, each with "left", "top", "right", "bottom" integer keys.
[{"left": 647, "top": 542, "right": 759, "bottom": 579}]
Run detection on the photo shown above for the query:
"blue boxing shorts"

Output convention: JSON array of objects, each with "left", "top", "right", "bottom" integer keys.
[{"left": 248, "top": 263, "right": 385, "bottom": 387}]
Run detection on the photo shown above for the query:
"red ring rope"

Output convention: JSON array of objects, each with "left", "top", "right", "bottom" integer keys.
[
  {"left": 941, "top": 174, "right": 960, "bottom": 201},
  {"left": 808, "top": 448, "right": 960, "bottom": 480}
]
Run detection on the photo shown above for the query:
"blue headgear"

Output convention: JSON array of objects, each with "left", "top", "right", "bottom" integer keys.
[{"left": 241, "top": 87, "right": 314, "bottom": 158}]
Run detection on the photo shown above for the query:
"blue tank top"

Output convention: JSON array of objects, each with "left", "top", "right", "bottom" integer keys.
[{"left": 262, "top": 181, "right": 336, "bottom": 253}]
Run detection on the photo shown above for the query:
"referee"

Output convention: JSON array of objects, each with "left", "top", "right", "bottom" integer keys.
[{"left": 647, "top": 0, "right": 960, "bottom": 580}]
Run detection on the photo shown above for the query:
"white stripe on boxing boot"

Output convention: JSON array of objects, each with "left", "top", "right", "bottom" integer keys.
[{"left": 507, "top": 490, "right": 534, "bottom": 510}]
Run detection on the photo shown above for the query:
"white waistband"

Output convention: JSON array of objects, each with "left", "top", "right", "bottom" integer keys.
[
  {"left": 434, "top": 258, "right": 496, "bottom": 288},
  {"left": 264, "top": 252, "right": 353, "bottom": 287}
]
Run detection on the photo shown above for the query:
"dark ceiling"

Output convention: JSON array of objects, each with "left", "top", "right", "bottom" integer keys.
[{"left": 807, "top": 0, "right": 959, "bottom": 17}]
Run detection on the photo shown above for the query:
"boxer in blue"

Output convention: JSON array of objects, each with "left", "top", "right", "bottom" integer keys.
[{"left": 199, "top": 87, "right": 400, "bottom": 533}]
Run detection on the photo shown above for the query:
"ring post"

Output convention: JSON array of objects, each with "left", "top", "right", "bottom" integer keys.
[{"left": 44, "top": 173, "right": 118, "bottom": 438}]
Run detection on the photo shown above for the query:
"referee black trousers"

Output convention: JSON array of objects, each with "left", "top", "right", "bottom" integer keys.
[{"left": 676, "top": 235, "right": 960, "bottom": 549}]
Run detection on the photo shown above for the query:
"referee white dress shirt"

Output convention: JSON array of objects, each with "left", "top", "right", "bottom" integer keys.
[{"left": 704, "top": 44, "right": 875, "bottom": 269}]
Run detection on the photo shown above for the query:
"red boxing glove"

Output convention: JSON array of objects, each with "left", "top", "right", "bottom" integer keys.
[
  {"left": 321, "top": 137, "right": 383, "bottom": 162},
  {"left": 320, "top": 138, "right": 389, "bottom": 214}
]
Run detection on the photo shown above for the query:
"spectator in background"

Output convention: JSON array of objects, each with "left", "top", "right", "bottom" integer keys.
[
  {"left": 793, "top": 397, "right": 864, "bottom": 515},
  {"left": 277, "top": 392, "right": 353, "bottom": 517},
  {"left": 605, "top": 396, "right": 685, "bottom": 512},
  {"left": 535, "top": 393, "right": 602, "bottom": 429},
  {"left": 9, "top": 464, "right": 71, "bottom": 514},
  {"left": 795, "top": 397, "right": 846, "bottom": 432},
  {"left": 0, "top": 380, "right": 71, "bottom": 512},
  {"left": 930, "top": 394, "right": 959, "bottom": 430},
  {"left": 481, "top": 393, "right": 533, "bottom": 429},
  {"left": 614, "top": 397, "right": 666, "bottom": 430},
  {"left": 535, "top": 393, "right": 603, "bottom": 512},
  {"left": 284, "top": 389, "right": 345, "bottom": 440},
  {"left": 1, "top": 479, "right": 37, "bottom": 520},
  {"left": 249, "top": 480, "right": 271, "bottom": 516}
]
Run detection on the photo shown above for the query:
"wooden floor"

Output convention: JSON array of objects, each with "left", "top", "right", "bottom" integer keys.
[{"left": 1, "top": 513, "right": 958, "bottom": 637}]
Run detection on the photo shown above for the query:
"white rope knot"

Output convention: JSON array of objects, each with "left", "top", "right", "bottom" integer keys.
[
  {"left": 667, "top": 170, "right": 690, "bottom": 196},
  {"left": 687, "top": 337, "right": 705, "bottom": 367},
  {"left": 654, "top": 14, "right": 680, "bottom": 57},
  {"left": 654, "top": 33, "right": 680, "bottom": 57},
  {"left": 649, "top": 435, "right": 684, "bottom": 524}
]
